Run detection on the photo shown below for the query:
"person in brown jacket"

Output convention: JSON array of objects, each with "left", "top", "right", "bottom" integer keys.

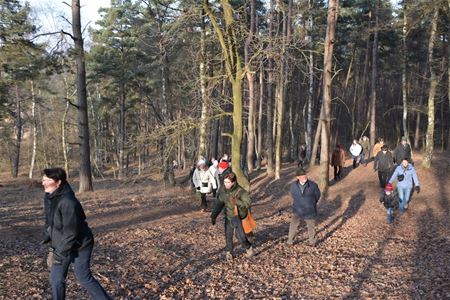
[
  {"left": 330, "top": 144, "right": 345, "bottom": 181},
  {"left": 372, "top": 138, "right": 384, "bottom": 159}
]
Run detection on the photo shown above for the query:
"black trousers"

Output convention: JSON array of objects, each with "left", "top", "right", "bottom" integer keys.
[
  {"left": 333, "top": 166, "right": 343, "bottom": 179},
  {"left": 224, "top": 217, "right": 251, "bottom": 252},
  {"left": 378, "top": 170, "right": 390, "bottom": 188}
]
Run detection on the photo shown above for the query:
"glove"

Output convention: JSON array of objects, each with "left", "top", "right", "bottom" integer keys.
[
  {"left": 46, "top": 251, "right": 53, "bottom": 269},
  {"left": 415, "top": 186, "right": 420, "bottom": 194},
  {"left": 40, "top": 235, "right": 51, "bottom": 245},
  {"left": 196, "top": 187, "right": 200, "bottom": 191},
  {"left": 211, "top": 217, "right": 216, "bottom": 226}
]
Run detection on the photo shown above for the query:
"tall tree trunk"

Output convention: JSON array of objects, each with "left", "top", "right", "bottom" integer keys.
[
  {"left": 414, "top": 111, "right": 421, "bottom": 150},
  {"left": 266, "top": 0, "right": 276, "bottom": 176},
  {"left": 318, "top": 0, "right": 339, "bottom": 191},
  {"left": 306, "top": 0, "right": 314, "bottom": 163},
  {"left": 12, "top": 84, "right": 22, "bottom": 178},
  {"left": 245, "top": 0, "right": 256, "bottom": 174},
  {"left": 199, "top": 10, "right": 208, "bottom": 158},
  {"left": 402, "top": 0, "right": 409, "bottom": 139},
  {"left": 203, "top": 0, "right": 249, "bottom": 190},
  {"left": 62, "top": 100, "right": 70, "bottom": 178},
  {"left": 72, "top": 0, "right": 93, "bottom": 191},
  {"left": 422, "top": 4, "right": 439, "bottom": 168},
  {"left": 359, "top": 22, "right": 371, "bottom": 135},
  {"left": 29, "top": 80, "right": 37, "bottom": 179},
  {"left": 256, "top": 62, "right": 264, "bottom": 169},
  {"left": 369, "top": 0, "right": 379, "bottom": 149}
]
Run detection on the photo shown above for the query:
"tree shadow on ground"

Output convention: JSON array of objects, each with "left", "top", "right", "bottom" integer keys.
[
  {"left": 329, "top": 165, "right": 356, "bottom": 187},
  {"left": 317, "top": 190, "right": 366, "bottom": 245}
]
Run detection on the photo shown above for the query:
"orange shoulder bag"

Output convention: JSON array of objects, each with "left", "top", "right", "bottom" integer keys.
[{"left": 231, "top": 188, "right": 257, "bottom": 234}]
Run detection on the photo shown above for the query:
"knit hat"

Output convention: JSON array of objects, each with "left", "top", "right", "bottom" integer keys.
[
  {"left": 295, "top": 168, "right": 307, "bottom": 176},
  {"left": 385, "top": 183, "right": 393, "bottom": 192},
  {"left": 401, "top": 136, "right": 408, "bottom": 142},
  {"left": 218, "top": 161, "right": 229, "bottom": 170}
]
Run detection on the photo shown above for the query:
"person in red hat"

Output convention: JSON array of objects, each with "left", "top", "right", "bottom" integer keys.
[
  {"left": 379, "top": 183, "right": 398, "bottom": 224},
  {"left": 215, "top": 161, "right": 232, "bottom": 197}
]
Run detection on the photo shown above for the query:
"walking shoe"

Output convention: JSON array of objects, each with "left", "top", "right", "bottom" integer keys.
[
  {"left": 225, "top": 252, "right": 233, "bottom": 261},
  {"left": 245, "top": 246, "right": 254, "bottom": 258},
  {"left": 404, "top": 202, "right": 408, "bottom": 210}
]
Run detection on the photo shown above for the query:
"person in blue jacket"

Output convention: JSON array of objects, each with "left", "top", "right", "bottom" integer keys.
[
  {"left": 287, "top": 168, "right": 321, "bottom": 246},
  {"left": 388, "top": 158, "right": 420, "bottom": 213}
]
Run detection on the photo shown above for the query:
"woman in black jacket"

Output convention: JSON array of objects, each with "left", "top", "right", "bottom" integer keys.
[{"left": 42, "top": 168, "right": 110, "bottom": 300}]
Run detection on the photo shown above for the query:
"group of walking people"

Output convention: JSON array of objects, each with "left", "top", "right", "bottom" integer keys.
[{"left": 39, "top": 136, "right": 420, "bottom": 298}]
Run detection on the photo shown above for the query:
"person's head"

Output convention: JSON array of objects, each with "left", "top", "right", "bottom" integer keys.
[
  {"left": 197, "top": 159, "right": 206, "bottom": 169},
  {"left": 379, "top": 138, "right": 384, "bottom": 144},
  {"left": 381, "top": 145, "right": 388, "bottom": 152},
  {"left": 221, "top": 153, "right": 229, "bottom": 162},
  {"left": 223, "top": 172, "right": 237, "bottom": 190},
  {"left": 218, "top": 161, "right": 229, "bottom": 173},
  {"left": 212, "top": 160, "right": 218, "bottom": 168},
  {"left": 401, "top": 158, "right": 409, "bottom": 168},
  {"left": 42, "top": 168, "right": 67, "bottom": 193},
  {"left": 401, "top": 136, "right": 408, "bottom": 145},
  {"left": 353, "top": 139, "right": 358, "bottom": 144},
  {"left": 385, "top": 183, "right": 393, "bottom": 195},
  {"left": 295, "top": 168, "right": 308, "bottom": 184},
  {"left": 335, "top": 144, "right": 341, "bottom": 149}
]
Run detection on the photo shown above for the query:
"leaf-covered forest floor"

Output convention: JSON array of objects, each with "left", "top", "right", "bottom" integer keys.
[{"left": 1, "top": 153, "right": 449, "bottom": 299}]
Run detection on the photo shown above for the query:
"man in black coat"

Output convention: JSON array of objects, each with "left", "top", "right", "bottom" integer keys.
[
  {"left": 374, "top": 145, "right": 395, "bottom": 188},
  {"left": 287, "top": 168, "right": 321, "bottom": 246},
  {"left": 393, "top": 136, "right": 412, "bottom": 165}
]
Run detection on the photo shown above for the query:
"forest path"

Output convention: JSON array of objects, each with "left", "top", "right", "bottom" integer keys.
[{"left": 0, "top": 153, "right": 449, "bottom": 299}]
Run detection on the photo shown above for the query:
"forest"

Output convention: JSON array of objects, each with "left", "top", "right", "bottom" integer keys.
[
  {"left": 1, "top": 0, "right": 450, "bottom": 298},
  {"left": 0, "top": 0, "right": 448, "bottom": 189}
]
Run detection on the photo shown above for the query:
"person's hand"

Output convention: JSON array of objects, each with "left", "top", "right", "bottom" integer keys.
[
  {"left": 415, "top": 186, "right": 420, "bottom": 194},
  {"left": 211, "top": 217, "right": 216, "bottom": 226},
  {"left": 373, "top": 168, "right": 377, "bottom": 172},
  {"left": 52, "top": 252, "right": 64, "bottom": 265},
  {"left": 196, "top": 187, "right": 200, "bottom": 191},
  {"left": 46, "top": 251, "right": 53, "bottom": 269}
]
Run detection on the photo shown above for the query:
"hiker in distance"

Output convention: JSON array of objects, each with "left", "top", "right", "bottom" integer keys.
[
  {"left": 41, "top": 168, "right": 111, "bottom": 300},
  {"left": 393, "top": 136, "right": 413, "bottom": 165},
  {"left": 210, "top": 172, "right": 254, "bottom": 260},
  {"left": 330, "top": 144, "right": 346, "bottom": 181},
  {"left": 373, "top": 145, "right": 395, "bottom": 188},
  {"left": 349, "top": 139, "right": 363, "bottom": 169},
  {"left": 287, "top": 168, "right": 321, "bottom": 247},
  {"left": 359, "top": 136, "right": 370, "bottom": 166},
  {"left": 388, "top": 158, "right": 420, "bottom": 213},
  {"left": 192, "top": 159, "right": 217, "bottom": 212}
]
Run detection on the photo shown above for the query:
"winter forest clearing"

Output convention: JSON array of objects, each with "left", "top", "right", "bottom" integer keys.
[
  {"left": 1, "top": 153, "right": 449, "bottom": 299},
  {"left": 1, "top": 0, "right": 450, "bottom": 298}
]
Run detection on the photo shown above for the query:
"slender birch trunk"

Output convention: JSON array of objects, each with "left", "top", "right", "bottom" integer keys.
[
  {"left": 422, "top": 5, "right": 439, "bottom": 168},
  {"left": 369, "top": 0, "right": 379, "bottom": 149},
  {"left": 29, "top": 80, "right": 37, "bottom": 179}
]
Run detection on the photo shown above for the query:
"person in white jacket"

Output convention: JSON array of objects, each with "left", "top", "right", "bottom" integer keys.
[
  {"left": 349, "top": 139, "right": 363, "bottom": 169},
  {"left": 193, "top": 159, "right": 217, "bottom": 211},
  {"left": 208, "top": 160, "right": 219, "bottom": 197}
]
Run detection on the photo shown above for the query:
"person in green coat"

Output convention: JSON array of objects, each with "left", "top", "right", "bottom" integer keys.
[{"left": 211, "top": 172, "right": 253, "bottom": 260}]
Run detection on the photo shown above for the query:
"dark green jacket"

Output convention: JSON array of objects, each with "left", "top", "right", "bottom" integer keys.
[{"left": 211, "top": 183, "right": 251, "bottom": 221}]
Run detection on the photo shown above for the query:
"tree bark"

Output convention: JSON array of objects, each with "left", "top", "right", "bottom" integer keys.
[
  {"left": 72, "top": 0, "right": 93, "bottom": 191},
  {"left": 318, "top": 0, "right": 339, "bottom": 191},
  {"left": 306, "top": 0, "right": 314, "bottom": 163},
  {"left": 422, "top": 4, "right": 439, "bottom": 168},
  {"left": 62, "top": 100, "right": 70, "bottom": 178},
  {"left": 256, "top": 61, "right": 264, "bottom": 169},
  {"left": 402, "top": 0, "right": 409, "bottom": 140},
  {"left": 369, "top": 0, "right": 379, "bottom": 149},
  {"left": 12, "top": 83, "right": 22, "bottom": 178},
  {"left": 265, "top": 0, "right": 276, "bottom": 176},
  {"left": 29, "top": 80, "right": 37, "bottom": 179},
  {"left": 245, "top": 0, "right": 256, "bottom": 174},
  {"left": 203, "top": 0, "right": 249, "bottom": 190},
  {"left": 199, "top": 10, "right": 208, "bottom": 159}
]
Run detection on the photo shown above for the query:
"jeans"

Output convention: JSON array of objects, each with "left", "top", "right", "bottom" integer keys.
[
  {"left": 397, "top": 186, "right": 412, "bottom": 212},
  {"left": 387, "top": 207, "right": 394, "bottom": 224},
  {"left": 225, "top": 217, "right": 251, "bottom": 252},
  {"left": 287, "top": 214, "right": 316, "bottom": 245},
  {"left": 51, "top": 244, "right": 111, "bottom": 300},
  {"left": 360, "top": 152, "right": 366, "bottom": 165}
]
